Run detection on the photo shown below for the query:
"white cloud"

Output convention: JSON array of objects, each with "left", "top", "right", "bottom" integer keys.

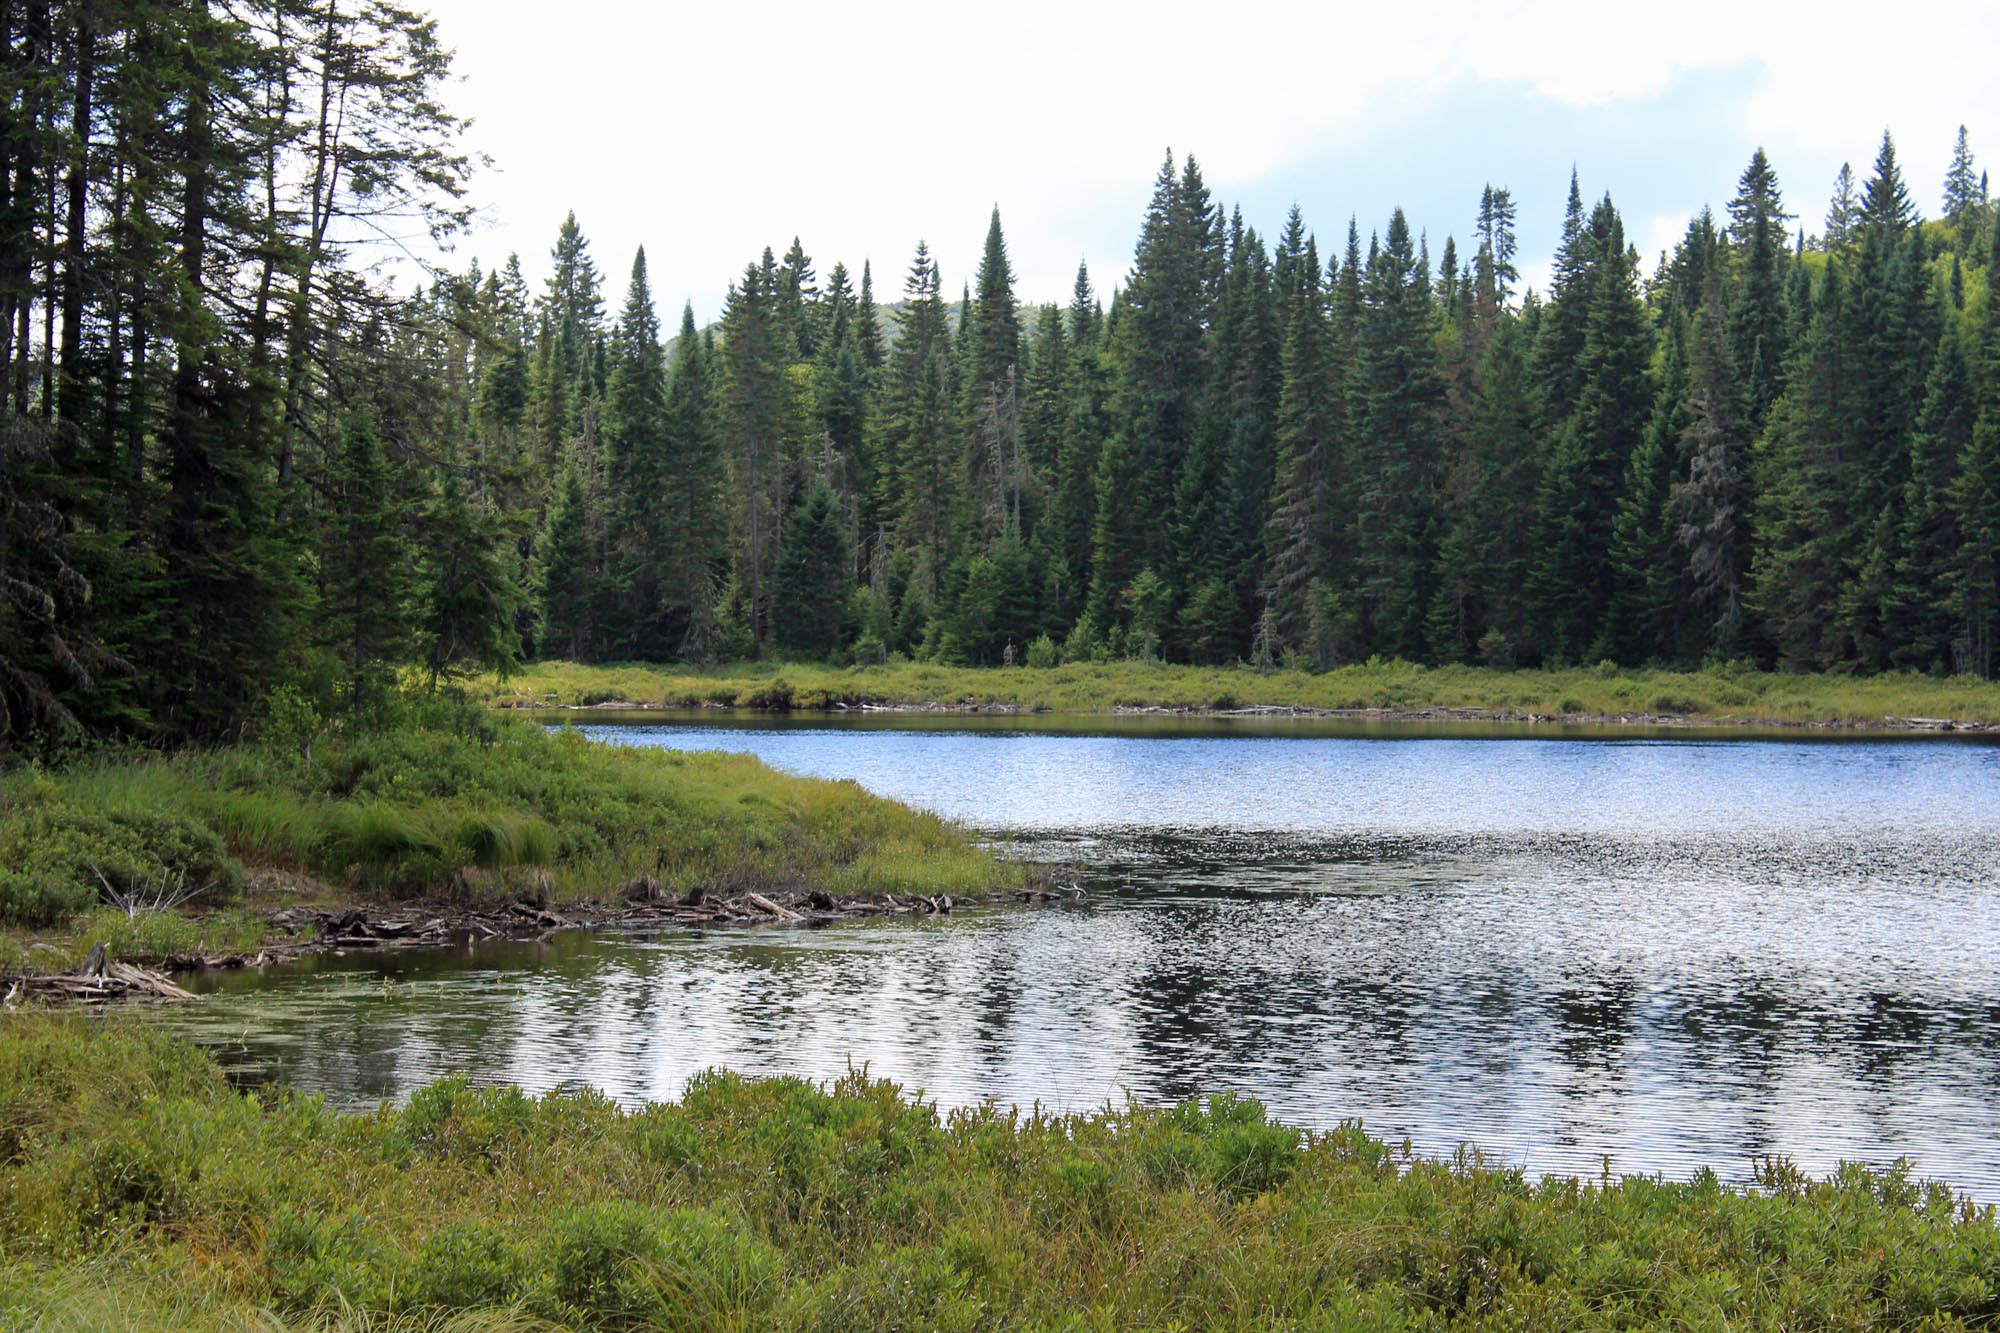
[{"left": 421, "top": 0, "right": 2000, "bottom": 320}]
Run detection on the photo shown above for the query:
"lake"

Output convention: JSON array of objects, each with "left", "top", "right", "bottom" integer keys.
[{"left": 156, "top": 713, "right": 2000, "bottom": 1193}]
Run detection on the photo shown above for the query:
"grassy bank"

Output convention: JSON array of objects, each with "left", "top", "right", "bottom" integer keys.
[
  {"left": 0, "top": 701, "right": 1014, "bottom": 977},
  {"left": 480, "top": 659, "right": 2000, "bottom": 728},
  {"left": 1, "top": 1018, "right": 1996, "bottom": 1331}
]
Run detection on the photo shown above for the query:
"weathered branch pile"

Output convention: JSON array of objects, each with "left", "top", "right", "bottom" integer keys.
[{"left": 3, "top": 942, "right": 196, "bottom": 1005}]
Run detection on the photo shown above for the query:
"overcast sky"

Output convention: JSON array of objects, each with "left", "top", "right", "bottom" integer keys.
[{"left": 416, "top": 0, "right": 2000, "bottom": 324}]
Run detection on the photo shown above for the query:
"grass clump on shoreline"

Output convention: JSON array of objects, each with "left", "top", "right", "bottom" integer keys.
[
  {"left": 480, "top": 658, "right": 2000, "bottom": 728},
  {"left": 0, "top": 697, "right": 1014, "bottom": 970},
  {"left": 2, "top": 1017, "right": 1998, "bottom": 1331}
]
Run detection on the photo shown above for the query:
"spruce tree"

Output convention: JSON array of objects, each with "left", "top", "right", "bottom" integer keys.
[
  {"left": 1725, "top": 148, "right": 1791, "bottom": 430},
  {"left": 1529, "top": 196, "right": 1653, "bottom": 662},
  {"left": 1951, "top": 217, "right": 2000, "bottom": 676},
  {"left": 534, "top": 464, "right": 593, "bottom": 661},
  {"left": 1672, "top": 284, "right": 1750, "bottom": 658},
  {"left": 601, "top": 248, "right": 670, "bottom": 656},
  {"left": 1942, "top": 126, "right": 1986, "bottom": 252},
  {"left": 323, "top": 412, "right": 414, "bottom": 712},
  {"left": 1350, "top": 209, "right": 1445, "bottom": 658},
  {"left": 772, "top": 476, "right": 852, "bottom": 659}
]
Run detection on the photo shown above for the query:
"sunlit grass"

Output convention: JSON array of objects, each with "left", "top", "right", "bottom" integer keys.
[
  {"left": 2, "top": 1017, "right": 1997, "bottom": 1331},
  {"left": 480, "top": 658, "right": 2000, "bottom": 727},
  {"left": 1, "top": 705, "right": 1018, "bottom": 955}
]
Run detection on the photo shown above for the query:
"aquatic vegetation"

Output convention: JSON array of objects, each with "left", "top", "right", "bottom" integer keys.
[
  {"left": 1, "top": 1017, "right": 1997, "bottom": 1331},
  {"left": 483, "top": 658, "right": 2000, "bottom": 728}
]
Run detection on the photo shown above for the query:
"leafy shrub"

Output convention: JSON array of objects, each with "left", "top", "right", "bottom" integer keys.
[
  {"left": 404, "top": 1221, "right": 529, "bottom": 1309},
  {"left": 0, "top": 800, "right": 242, "bottom": 926},
  {"left": 1024, "top": 634, "right": 1060, "bottom": 670}
]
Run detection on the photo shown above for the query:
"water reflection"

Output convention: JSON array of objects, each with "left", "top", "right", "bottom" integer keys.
[{"left": 154, "top": 724, "right": 2000, "bottom": 1194}]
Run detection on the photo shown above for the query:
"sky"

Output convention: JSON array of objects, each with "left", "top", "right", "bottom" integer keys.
[{"left": 415, "top": 0, "right": 2000, "bottom": 325}]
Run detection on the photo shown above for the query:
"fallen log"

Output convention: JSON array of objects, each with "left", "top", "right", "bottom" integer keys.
[{"left": 742, "top": 892, "right": 804, "bottom": 922}]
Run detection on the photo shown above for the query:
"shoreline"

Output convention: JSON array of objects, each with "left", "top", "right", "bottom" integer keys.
[
  {"left": 4, "top": 879, "right": 1069, "bottom": 1005},
  {"left": 509, "top": 695, "right": 1999, "bottom": 733}
]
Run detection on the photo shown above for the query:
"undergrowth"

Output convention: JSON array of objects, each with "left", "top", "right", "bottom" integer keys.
[
  {"left": 0, "top": 697, "right": 1013, "bottom": 951},
  {"left": 481, "top": 658, "right": 2000, "bottom": 727},
  {"left": 0, "top": 1018, "right": 1996, "bottom": 1330}
]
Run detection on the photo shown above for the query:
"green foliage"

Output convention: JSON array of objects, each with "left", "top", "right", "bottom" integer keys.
[
  {"left": 0, "top": 700, "right": 1011, "bottom": 943},
  {"left": 4, "top": 1019, "right": 2000, "bottom": 1330},
  {"left": 486, "top": 658, "right": 2000, "bottom": 728},
  {"left": 0, "top": 796, "right": 243, "bottom": 926}
]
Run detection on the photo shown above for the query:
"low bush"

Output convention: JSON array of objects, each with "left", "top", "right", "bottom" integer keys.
[{"left": 3, "top": 1019, "right": 1999, "bottom": 1331}]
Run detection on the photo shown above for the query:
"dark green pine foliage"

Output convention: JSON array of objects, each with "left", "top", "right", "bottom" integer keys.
[
  {"left": 1535, "top": 170, "right": 1595, "bottom": 431},
  {"left": 1885, "top": 327, "right": 1974, "bottom": 670},
  {"left": 1088, "top": 152, "right": 1221, "bottom": 635},
  {"left": 1262, "top": 233, "right": 1341, "bottom": 663},
  {"left": 543, "top": 211, "right": 604, "bottom": 400},
  {"left": 322, "top": 413, "right": 414, "bottom": 713},
  {"left": 1671, "top": 282, "right": 1751, "bottom": 659},
  {"left": 1951, "top": 217, "right": 2000, "bottom": 677},
  {"left": 416, "top": 447, "right": 523, "bottom": 688},
  {"left": 1751, "top": 266, "right": 1852, "bottom": 668},
  {"left": 1049, "top": 264, "right": 1108, "bottom": 631},
  {"left": 534, "top": 464, "right": 594, "bottom": 662},
  {"left": 778, "top": 238, "right": 820, "bottom": 358},
  {"left": 600, "top": 248, "right": 671, "bottom": 657},
  {"left": 662, "top": 305, "right": 726, "bottom": 661},
  {"left": 1185, "top": 209, "right": 1279, "bottom": 661},
  {"left": 1941, "top": 126, "right": 1986, "bottom": 253},
  {"left": 883, "top": 242, "right": 960, "bottom": 609},
  {"left": 772, "top": 476, "right": 853, "bottom": 659},
  {"left": 966, "top": 207, "right": 1023, "bottom": 545},
  {"left": 1725, "top": 148, "right": 1791, "bottom": 431},
  {"left": 1530, "top": 195, "right": 1653, "bottom": 663},
  {"left": 1839, "top": 139, "right": 1939, "bottom": 667},
  {"left": 1349, "top": 210, "right": 1445, "bottom": 658},
  {"left": 855, "top": 261, "right": 886, "bottom": 370},
  {"left": 1430, "top": 312, "right": 1540, "bottom": 664},
  {"left": 719, "top": 254, "right": 790, "bottom": 654},
  {"left": 1824, "top": 164, "right": 1860, "bottom": 249},
  {"left": 1606, "top": 305, "right": 1690, "bottom": 664}
]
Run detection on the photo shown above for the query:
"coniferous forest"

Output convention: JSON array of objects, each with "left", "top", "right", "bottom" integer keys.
[{"left": 6, "top": 2, "right": 2000, "bottom": 756}]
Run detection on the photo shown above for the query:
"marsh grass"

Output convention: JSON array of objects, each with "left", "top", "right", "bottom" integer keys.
[
  {"left": 0, "top": 705, "right": 1014, "bottom": 952},
  {"left": 2, "top": 1017, "right": 1997, "bottom": 1331},
  {"left": 483, "top": 658, "right": 2000, "bottom": 727}
]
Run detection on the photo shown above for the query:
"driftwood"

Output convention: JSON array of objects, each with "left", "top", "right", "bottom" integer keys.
[{"left": 4, "top": 948, "right": 197, "bottom": 1004}]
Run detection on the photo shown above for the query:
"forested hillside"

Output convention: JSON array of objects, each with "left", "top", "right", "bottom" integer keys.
[{"left": 5, "top": 2, "right": 1998, "bottom": 755}]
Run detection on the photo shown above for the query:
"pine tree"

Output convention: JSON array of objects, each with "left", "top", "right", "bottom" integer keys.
[
  {"left": 1725, "top": 148, "right": 1791, "bottom": 430},
  {"left": 1751, "top": 265, "right": 1852, "bottom": 668},
  {"left": 1529, "top": 195, "right": 1653, "bottom": 662},
  {"left": 719, "top": 254, "right": 790, "bottom": 654},
  {"left": 600, "top": 248, "right": 670, "bottom": 656},
  {"left": 1951, "top": 217, "right": 2000, "bottom": 676},
  {"left": 1350, "top": 209, "right": 1444, "bottom": 657},
  {"left": 1942, "top": 126, "right": 1985, "bottom": 251},
  {"left": 661, "top": 304, "right": 726, "bottom": 660},
  {"left": 416, "top": 447, "right": 523, "bottom": 688},
  {"left": 533, "top": 464, "right": 593, "bottom": 661},
  {"left": 772, "top": 476, "right": 852, "bottom": 659},
  {"left": 323, "top": 412, "right": 414, "bottom": 712},
  {"left": 1824, "top": 164, "right": 1859, "bottom": 249},
  {"left": 1672, "top": 284, "right": 1750, "bottom": 658},
  {"left": 966, "top": 207, "right": 1024, "bottom": 545},
  {"left": 1262, "top": 234, "right": 1340, "bottom": 661},
  {"left": 882, "top": 241, "right": 959, "bottom": 606}
]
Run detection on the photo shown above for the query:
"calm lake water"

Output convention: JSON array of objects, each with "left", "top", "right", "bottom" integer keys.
[{"left": 155, "top": 714, "right": 2000, "bottom": 1193}]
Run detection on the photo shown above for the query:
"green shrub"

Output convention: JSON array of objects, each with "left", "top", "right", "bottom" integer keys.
[
  {"left": 404, "top": 1220, "right": 530, "bottom": 1309},
  {"left": 1024, "top": 634, "right": 1059, "bottom": 670},
  {"left": 0, "top": 800, "right": 242, "bottom": 926}
]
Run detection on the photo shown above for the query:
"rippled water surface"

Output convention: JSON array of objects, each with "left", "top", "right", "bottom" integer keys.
[{"left": 156, "top": 716, "right": 2000, "bottom": 1192}]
